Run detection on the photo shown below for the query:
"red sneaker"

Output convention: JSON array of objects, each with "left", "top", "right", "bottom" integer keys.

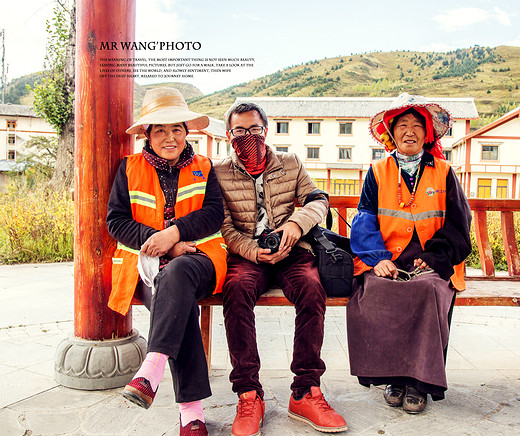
[
  {"left": 288, "top": 386, "right": 348, "bottom": 433},
  {"left": 180, "top": 419, "right": 208, "bottom": 435},
  {"left": 122, "top": 377, "right": 157, "bottom": 409},
  {"left": 231, "top": 391, "right": 265, "bottom": 436}
]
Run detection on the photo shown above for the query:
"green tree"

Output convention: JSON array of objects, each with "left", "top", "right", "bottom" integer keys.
[
  {"left": 16, "top": 136, "right": 58, "bottom": 185},
  {"left": 29, "top": 0, "right": 75, "bottom": 190}
]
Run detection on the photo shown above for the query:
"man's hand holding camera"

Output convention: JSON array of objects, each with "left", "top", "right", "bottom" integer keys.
[{"left": 257, "top": 222, "right": 302, "bottom": 264}]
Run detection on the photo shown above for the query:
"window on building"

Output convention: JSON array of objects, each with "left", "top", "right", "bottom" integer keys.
[
  {"left": 276, "top": 121, "right": 289, "bottom": 134},
  {"left": 331, "top": 179, "right": 359, "bottom": 195},
  {"left": 226, "top": 141, "right": 231, "bottom": 156},
  {"left": 339, "top": 121, "right": 353, "bottom": 135},
  {"left": 307, "top": 122, "right": 320, "bottom": 135},
  {"left": 497, "top": 179, "right": 508, "bottom": 199},
  {"left": 477, "top": 178, "right": 492, "bottom": 198},
  {"left": 338, "top": 148, "right": 352, "bottom": 161},
  {"left": 306, "top": 147, "right": 320, "bottom": 159},
  {"left": 481, "top": 145, "right": 498, "bottom": 161},
  {"left": 443, "top": 150, "right": 452, "bottom": 162},
  {"left": 7, "top": 120, "right": 16, "bottom": 129},
  {"left": 189, "top": 140, "right": 199, "bottom": 153},
  {"left": 8, "top": 134, "right": 15, "bottom": 145},
  {"left": 275, "top": 146, "right": 289, "bottom": 153},
  {"left": 445, "top": 127, "right": 453, "bottom": 137},
  {"left": 7, "top": 150, "right": 16, "bottom": 160},
  {"left": 372, "top": 148, "right": 385, "bottom": 161},
  {"left": 215, "top": 141, "right": 220, "bottom": 155}
]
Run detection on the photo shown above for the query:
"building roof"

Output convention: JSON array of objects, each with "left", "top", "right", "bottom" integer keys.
[
  {"left": 234, "top": 96, "right": 479, "bottom": 120},
  {"left": 201, "top": 117, "right": 226, "bottom": 138},
  {"left": 0, "top": 160, "right": 27, "bottom": 173},
  {"left": 0, "top": 104, "right": 38, "bottom": 118},
  {"left": 452, "top": 106, "right": 520, "bottom": 148}
]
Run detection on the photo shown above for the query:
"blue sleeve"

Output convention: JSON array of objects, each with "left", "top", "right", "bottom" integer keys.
[
  {"left": 350, "top": 167, "right": 392, "bottom": 266},
  {"left": 351, "top": 210, "right": 392, "bottom": 266}
]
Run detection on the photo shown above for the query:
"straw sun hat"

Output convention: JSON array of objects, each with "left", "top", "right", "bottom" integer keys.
[
  {"left": 369, "top": 93, "right": 452, "bottom": 151},
  {"left": 126, "top": 87, "right": 209, "bottom": 139}
]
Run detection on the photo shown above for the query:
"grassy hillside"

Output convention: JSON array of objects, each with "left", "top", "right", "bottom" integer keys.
[
  {"left": 187, "top": 45, "right": 520, "bottom": 128},
  {"left": 6, "top": 46, "right": 518, "bottom": 129}
]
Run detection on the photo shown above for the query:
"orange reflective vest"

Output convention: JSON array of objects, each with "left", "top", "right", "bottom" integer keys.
[
  {"left": 354, "top": 156, "right": 465, "bottom": 291},
  {"left": 108, "top": 153, "right": 227, "bottom": 315}
]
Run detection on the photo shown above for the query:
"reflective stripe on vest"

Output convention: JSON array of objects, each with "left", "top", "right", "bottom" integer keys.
[
  {"left": 117, "top": 242, "right": 140, "bottom": 255},
  {"left": 129, "top": 191, "right": 156, "bottom": 209},
  {"left": 193, "top": 230, "right": 225, "bottom": 246},
  {"left": 177, "top": 181, "right": 207, "bottom": 203}
]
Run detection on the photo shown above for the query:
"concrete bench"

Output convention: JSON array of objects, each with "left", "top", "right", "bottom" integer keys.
[{"left": 198, "top": 279, "right": 520, "bottom": 368}]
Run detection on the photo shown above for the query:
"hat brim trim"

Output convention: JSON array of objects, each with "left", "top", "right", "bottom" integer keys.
[
  {"left": 369, "top": 103, "right": 452, "bottom": 146},
  {"left": 126, "top": 108, "right": 209, "bottom": 136}
]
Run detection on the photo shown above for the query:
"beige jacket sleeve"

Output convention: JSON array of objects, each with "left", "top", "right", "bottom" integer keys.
[
  {"left": 285, "top": 155, "right": 329, "bottom": 235},
  {"left": 221, "top": 196, "right": 260, "bottom": 263}
]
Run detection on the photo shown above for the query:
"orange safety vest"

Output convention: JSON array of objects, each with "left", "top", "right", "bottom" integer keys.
[
  {"left": 354, "top": 156, "right": 465, "bottom": 291},
  {"left": 108, "top": 153, "right": 227, "bottom": 315}
]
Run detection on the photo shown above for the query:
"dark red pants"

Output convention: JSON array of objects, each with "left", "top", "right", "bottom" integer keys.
[{"left": 223, "top": 247, "right": 326, "bottom": 399}]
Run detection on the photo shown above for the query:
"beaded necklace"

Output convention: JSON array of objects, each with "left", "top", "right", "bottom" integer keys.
[
  {"left": 397, "top": 159, "right": 418, "bottom": 208},
  {"left": 396, "top": 150, "right": 423, "bottom": 208}
]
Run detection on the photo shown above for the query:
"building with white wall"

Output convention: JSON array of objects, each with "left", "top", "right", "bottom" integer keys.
[
  {"left": 234, "top": 97, "right": 478, "bottom": 195},
  {"left": 0, "top": 104, "right": 57, "bottom": 191},
  {"left": 452, "top": 106, "right": 520, "bottom": 199},
  {"left": 0, "top": 104, "right": 56, "bottom": 161}
]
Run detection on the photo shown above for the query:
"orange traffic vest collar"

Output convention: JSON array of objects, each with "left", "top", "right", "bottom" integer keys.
[
  {"left": 354, "top": 155, "right": 465, "bottom": 291},
  {"left": 108, "top": 153, "right": 227, "bottom": 315}
]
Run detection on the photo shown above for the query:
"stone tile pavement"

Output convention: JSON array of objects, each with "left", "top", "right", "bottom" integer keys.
[{"left": 0, "top": 263, "right": 519, "bottom": 435}]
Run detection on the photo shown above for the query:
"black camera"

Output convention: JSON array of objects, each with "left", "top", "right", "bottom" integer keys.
[{"left": 258, "top": 228, "right": 283, "bottom": 253}]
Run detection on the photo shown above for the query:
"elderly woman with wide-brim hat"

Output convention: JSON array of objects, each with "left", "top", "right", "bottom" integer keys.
[
  {"left": 106, "top": 88, "right": 227, "bottom": 435},
  {"left": 347, "top": 93, "right": 472, "bottom": 413}
]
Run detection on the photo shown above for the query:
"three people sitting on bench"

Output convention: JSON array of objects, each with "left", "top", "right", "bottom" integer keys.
[{"left": 107, "top": 90, "right": 472, "bottom": 434}]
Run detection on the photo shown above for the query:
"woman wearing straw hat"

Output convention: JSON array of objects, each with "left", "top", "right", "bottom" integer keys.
[
  {"left": 347, "top": 93, "right": 472, "bottom": 413},
  {"left": 106, "top": 88, "right": 227, "bottom": 434}
]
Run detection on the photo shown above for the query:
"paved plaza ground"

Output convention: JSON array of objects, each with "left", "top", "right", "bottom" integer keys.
[{"left": 0, "top": 262, "right": 519, "bottom": 435}]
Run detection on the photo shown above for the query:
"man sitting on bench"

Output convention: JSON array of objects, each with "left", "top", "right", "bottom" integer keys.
[{"left": 214, "top": 102, "right": 348, "bottom": 435}]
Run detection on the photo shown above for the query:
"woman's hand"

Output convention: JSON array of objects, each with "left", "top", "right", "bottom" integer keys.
[
  {"left": 167, "top": 241, "right": 197, "bottom": 258},
  {"left": 414, "top": 258, "right": 430, "bottom": 269},
  {"left": 141, "top": 225, "right": 180, "bottom": 257},
  {"left": 374, "top": 259, "right": 398, "bottom": 279}
]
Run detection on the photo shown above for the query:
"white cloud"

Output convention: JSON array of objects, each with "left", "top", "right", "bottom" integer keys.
[
  {"left": 433, "top": 6, "right": 513, "bottom": 32},
  {"left": 493, "top": 7, "right": 512, "bottom": 26},
  {"left": 433, "top": 8, "right": 488, "bottom": 32}
]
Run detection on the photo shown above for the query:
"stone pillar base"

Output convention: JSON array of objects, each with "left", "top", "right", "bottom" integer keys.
[{"left": 55, "top": 329, "right": 147, "bottom": 390}]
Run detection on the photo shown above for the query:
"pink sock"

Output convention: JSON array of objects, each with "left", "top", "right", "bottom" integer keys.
[
  {"left": 179, "top": 401, "right": 205, "bottom": 427},
  {"left": 133, "top": 352, "right": 168, "bottom": 391}
]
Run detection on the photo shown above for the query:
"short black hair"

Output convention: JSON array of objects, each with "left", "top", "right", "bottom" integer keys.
[{"left": 225, "top": 102, "right": 268, "bottom": 130}]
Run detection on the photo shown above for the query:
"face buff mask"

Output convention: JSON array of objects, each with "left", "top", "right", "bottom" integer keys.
[{"left": 231, "top": 134, "right": 267, "bottom": 175}]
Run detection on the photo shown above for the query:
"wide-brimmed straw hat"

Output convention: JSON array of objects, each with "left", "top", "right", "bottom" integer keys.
[
  {"left": 369, "top": 93, "right": 452, "bottom": 151},
  {"left": 126, "top": 87, "right": 209, "bottom": 138}
]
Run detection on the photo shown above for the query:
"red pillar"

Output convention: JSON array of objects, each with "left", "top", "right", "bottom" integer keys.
[
  {"left": 55, "top": 0, "right": 145, "bottom": 390},
  {"left": 74, "top": 0, "right": 135, "bottom": 340}
]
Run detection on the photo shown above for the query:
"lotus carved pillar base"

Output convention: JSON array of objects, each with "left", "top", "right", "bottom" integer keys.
[{"left": 55, "top": 329, "right": 147, "bottom": 390}]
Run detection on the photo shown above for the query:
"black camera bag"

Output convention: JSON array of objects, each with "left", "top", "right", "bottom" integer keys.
[{"left": 304, "top": 190, "right": 353, "bottom": 297}]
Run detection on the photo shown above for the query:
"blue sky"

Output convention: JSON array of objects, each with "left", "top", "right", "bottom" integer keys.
[{"left": 3, "top": 0, "right": 519, "bottom": 94}]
